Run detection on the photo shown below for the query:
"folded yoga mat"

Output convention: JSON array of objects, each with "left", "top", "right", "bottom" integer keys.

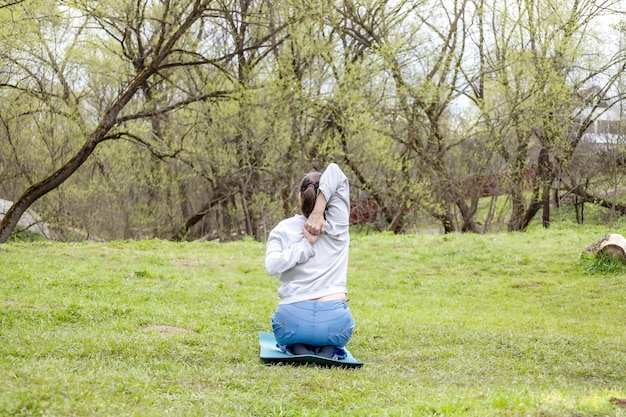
[{"left": 259, "top": 331, "right": 363, "bottom": 368}]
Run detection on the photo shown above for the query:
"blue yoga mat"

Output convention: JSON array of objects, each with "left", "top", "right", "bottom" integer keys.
[{"left": 259, "top": 331, "right": 363, "bottom": 368}]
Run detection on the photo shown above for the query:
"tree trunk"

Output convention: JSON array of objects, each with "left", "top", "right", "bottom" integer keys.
[
  {"left": 456, "top": 195, "right": 480, "bottom": 233},
  {"left": 507, "top": 184, "right": 526, "bottom": 231},
  {"left": 171, "top": 199, "right": 223, "bottom": 241},
  {"left": 538, "top": 147, "right": 551, "bottom": 228},
  {"left": 0, "top": 139, "right": 99, "bottom": 242},
  {"left": 432, "top": 205, "right": 455, "bottom": 234}
]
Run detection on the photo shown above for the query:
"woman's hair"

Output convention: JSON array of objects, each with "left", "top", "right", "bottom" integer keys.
[{"left": 300, "top": 171, "right": 321, "bottom": 218}]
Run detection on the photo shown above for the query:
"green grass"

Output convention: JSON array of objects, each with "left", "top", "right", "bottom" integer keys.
[{"left": 1, "top": 226, "right": 626, "bottom": 416}]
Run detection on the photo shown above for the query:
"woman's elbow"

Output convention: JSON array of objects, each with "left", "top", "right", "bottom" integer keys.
[
  {"left": 265, "top": 263, "right": 276, "bottom": 276},
  {"left": 265, "top": 257, "right": 281, "bottom": 276}
]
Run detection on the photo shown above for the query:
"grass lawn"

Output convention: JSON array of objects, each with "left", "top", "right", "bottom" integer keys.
[{"left": 1, "top": 224, "right": 626, "bottom": 416}]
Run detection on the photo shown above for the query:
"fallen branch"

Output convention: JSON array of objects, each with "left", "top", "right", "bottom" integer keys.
[{"left": 568, "top": 185, "right": 626, "bottom": 215}]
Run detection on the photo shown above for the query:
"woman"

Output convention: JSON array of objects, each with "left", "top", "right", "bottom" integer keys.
[{"left": 265, "top": 163, "right": 354, "bottom": 359}]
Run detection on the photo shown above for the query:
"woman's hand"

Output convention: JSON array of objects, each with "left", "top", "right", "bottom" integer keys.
[
  {"left": 304, "top": 212, "right": 325, "bottom": 236},
  {"left": 304, "top": 192, "right": 327, "bottom": 236},
  {"left": 303, "top": 223, "right": 319, "bottom": 244}
]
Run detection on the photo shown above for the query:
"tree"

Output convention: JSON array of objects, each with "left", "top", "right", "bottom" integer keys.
[
  {"left": 465, "top": 0, "right": 626, "bottom": 231},
  {"left": 332, "top": 0, "right": 483, "bottom": 233},
  {"left": 0, "top": 0, "right": 291, "bottom": 243}
]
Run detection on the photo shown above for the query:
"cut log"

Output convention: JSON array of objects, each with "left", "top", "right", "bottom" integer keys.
[{"left": 585, "top": 233, "right": 626, "bottom": 261}]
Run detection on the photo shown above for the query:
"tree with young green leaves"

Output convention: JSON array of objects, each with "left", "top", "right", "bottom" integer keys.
[
  {"left": 0, "top": 0, "right": 294, "bottom": 243},
  {"left": 466, "top": 0, "right": 626, "bottom": 231},
  {"left": 328, "top": 0, "right": 488, "bottom": 233}
]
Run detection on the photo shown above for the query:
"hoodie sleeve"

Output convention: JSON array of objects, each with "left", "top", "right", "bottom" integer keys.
[
  {"left": 264, "top": 223, "right": 315, "bottom": 276},
  {"left": 317, "top": 163, "right": 350, "bottom": 237}
]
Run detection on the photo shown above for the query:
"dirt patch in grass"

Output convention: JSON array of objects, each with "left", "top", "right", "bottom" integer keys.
[{"left": 172, "top": 259, "right": 202, "bottom": 267}]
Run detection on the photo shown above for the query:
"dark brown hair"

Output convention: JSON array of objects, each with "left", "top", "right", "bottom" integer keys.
[{"left": 300, "top": 171, "right": 321, "bottom": 218}]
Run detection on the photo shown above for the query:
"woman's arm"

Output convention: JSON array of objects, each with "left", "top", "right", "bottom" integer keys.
[
  {"left": 264, "top": 227, "right": 315, "bottom": 276},
  {"left": 304, "top": 163, "right": 349, "bottom": 236}
]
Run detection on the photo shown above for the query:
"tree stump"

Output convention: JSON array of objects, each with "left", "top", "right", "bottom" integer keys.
[{"left": 585, "top": 233, "right": 626, "bottom": 261}]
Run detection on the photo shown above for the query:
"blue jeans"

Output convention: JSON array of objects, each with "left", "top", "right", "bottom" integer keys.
[{"left": 271, "top": 300, "right": 355, "bottom": 351}]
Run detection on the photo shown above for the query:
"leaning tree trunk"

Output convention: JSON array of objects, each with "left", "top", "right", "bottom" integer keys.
[{"left": 0, "top": 139, "right": 100, "bottom": 243}]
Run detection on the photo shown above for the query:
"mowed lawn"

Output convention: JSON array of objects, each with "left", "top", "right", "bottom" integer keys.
[{"left": 1, "top": 225, "right": 625, "bottom": 416}]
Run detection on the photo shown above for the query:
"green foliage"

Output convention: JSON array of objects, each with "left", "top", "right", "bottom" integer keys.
[
  {"left": 1, "top": 0, "right": 626, "bottom": 241},
  {"left": 2, "top": 229, "right": 626, "bottom": 416},
  {"left": 578, "top": 250, "right": 626, "bottom": 275},
  {"left": 6, "top": 229, "right": 48, "bottom": 243}
]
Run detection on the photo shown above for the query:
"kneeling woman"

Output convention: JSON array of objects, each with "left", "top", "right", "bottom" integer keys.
[{"left": 265, "top": 163, "right": 355, "bottom": 359}]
